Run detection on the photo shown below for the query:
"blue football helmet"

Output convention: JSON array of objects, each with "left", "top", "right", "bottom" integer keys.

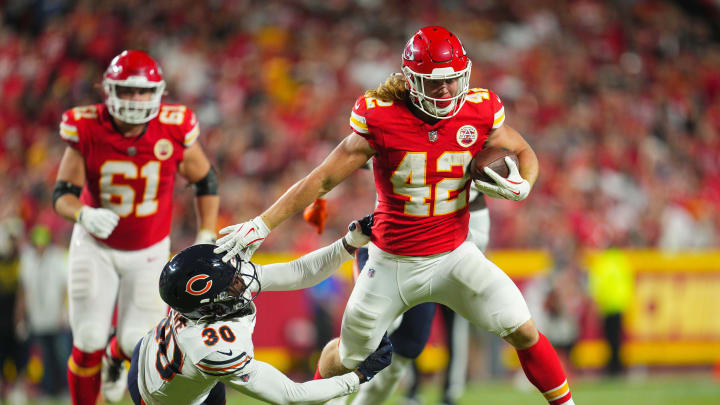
[{"left": 159, "top": 244, "right": 260, "bottom": 321}]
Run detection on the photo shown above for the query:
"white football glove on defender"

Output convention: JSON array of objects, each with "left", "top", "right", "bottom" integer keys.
[
  {"left": 76, "top": 206, "right": 119, "bottom": 239},
  {"left": 473, "top": 156, "right": 531, "bottom": 201},
  {"left": 343, "top": 214, "right": 373, "bottom": 248},
  {"left": 214, "top": 216, "right": 270, "bottom": 262}
]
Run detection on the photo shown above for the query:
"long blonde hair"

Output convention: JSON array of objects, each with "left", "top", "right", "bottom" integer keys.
[{"left": 364, "top": 73, "right": 408, "bottom": 102}]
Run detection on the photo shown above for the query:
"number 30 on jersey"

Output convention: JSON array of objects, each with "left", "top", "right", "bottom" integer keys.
[{"left": 391, "top": 152, "right": 472, "bottom": 217}]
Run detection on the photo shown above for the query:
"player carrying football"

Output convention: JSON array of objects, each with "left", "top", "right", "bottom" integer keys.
[
  {"left": 53, "top": 50, "right": 219, "bottom": 405},
  {"left": 216, "top": 26, "right": 575, "bottom": 405},
  {"left": 303, "top": 170, "right": 489, "bottom": 405}
]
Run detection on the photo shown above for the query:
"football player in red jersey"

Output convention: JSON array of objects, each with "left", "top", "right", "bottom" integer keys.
[
  {"left": 53, "top": 50, "right": 219, "bottom": 405},
  {"left": 216, "top": 27, "right": 574, "bottom": 405},
  {"left": 303, "top": 185, "right": 488, "bottom": 405}
]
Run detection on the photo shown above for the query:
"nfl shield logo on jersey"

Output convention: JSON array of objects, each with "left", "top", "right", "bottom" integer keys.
[
  {"left": 368, "top": 268, "right": 376, "bottom": 278},
  {"left": 456, "top": 125, "right": 478, "bottom": 147},
  {"left": 428, "top": 130, "right": 438, "bottom": 142}
]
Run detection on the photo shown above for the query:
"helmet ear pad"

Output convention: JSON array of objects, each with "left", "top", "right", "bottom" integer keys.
[{"left": 159, "top": 244, "right": 260, "bottom": 321}]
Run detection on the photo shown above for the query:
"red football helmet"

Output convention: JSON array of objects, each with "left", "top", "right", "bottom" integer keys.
[
  {"left": 401, "top": 26, "right": 471, "bottom": 119},
  {"left": 102, "top": 50, "right": 166, "bottom": 124}
]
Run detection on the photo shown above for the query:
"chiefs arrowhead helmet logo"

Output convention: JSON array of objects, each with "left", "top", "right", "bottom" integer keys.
[{"left": 403, "top": 40, "right": 416, "bottom": 61}]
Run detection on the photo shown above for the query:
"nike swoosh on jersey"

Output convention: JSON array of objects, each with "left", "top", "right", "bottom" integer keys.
[
  {"left": 200, "top": 351, "right": 245, "bottom": 365},
  {"left": 217, "top": 349, "right": 232, "bottom": 356}
]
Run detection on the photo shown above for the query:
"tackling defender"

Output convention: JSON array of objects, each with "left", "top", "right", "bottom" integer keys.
[
  {"left": 216, "top": 26, "right": 575, "bottom": 405},
  {"left": 303, "top": 181, "right": 489, "bottom": 405},
  {"left": 128, "top": 217, "right": 392, "bottom": 405},
  {"left": 53, "top": 50, "right": 219, "bottom": 405}
]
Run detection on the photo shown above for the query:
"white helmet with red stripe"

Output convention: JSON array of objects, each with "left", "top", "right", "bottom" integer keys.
[
  {"left": 401, "top": 26, "right": 472, "bottom": 119},
  {"left": 102, "top": 50, "right": 165, "bottom": 124}
]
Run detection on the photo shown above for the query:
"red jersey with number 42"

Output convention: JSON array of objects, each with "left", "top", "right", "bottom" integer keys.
[
  {"left": 59, "top": 103, "right": 200, "bottom": 250},
  {"left": 349, "top": 88, "right": 506, "bottom": 255}
]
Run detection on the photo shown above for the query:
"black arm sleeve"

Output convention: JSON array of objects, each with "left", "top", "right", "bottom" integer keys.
[
  {"left": 52, "top": 181, "right": 82, "bottom": 209},
  {"left": 193, "top": 166, "right": 219, "bottom": 196}
]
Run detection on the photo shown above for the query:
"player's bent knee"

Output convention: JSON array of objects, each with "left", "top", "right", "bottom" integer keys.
[
  {"left": 338, "top": 336, "right": 374, "bottom": 371},
  {"left": 503, "top": 319, "right": 539, "bottom": 349},
  {"left": 319, "top": 338, "right": 351, "bottom": 378},
  {"left": 339, "top": 291, "right": 395, "bottom": 369},
  {"left": 73, "top": 323, "right": 109, "bottom": 352},
  {"left": 339, "top": 351, "right": 364, "bottom": 371},
  {"left": 339, "top": 324, "right": 381, "bottom": 369}
]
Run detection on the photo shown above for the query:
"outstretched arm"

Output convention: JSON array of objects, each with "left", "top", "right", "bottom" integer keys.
[
  {"left": 259, "top": 240, "right": 352, "bottom": 292},
  {"left": 215, "top": 133, "right": 374, "bottom": 261},
  {"left": 228, "top": 359, "right": 359, "bottom": 405},
  {"left": 258, "top": 216, "right": 372, "bottom": 292},
  {"left": 225, "top": 333, "right": 392, "bottom": 404}
]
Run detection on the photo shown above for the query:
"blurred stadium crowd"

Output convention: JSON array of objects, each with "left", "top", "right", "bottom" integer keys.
[
  {"left": 2, "top": 0, "right": 720, "bottom": 254},
  {"left": 1, "top": 0, "right": 719, "bottom": 402}
]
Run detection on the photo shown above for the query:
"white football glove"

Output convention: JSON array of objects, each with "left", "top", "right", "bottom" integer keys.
[
  {"left": 473, "top": 156, "right": 531, "bottom": 201},
  {"left": 76, "top": 206, "right": 119, "bottom": 239},
  {"left": 343, "top": 214, "right": 373, "bottom": 248},
  {"left": 213, "top": 216, "right": 270, "bottom": 262},
  {"left": 194, "top": 229, "right": 216, "bottom": 245}
]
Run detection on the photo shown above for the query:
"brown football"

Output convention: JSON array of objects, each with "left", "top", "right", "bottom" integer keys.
[{"left": 468, "top": 147, "right": 519, "bottom": 182}]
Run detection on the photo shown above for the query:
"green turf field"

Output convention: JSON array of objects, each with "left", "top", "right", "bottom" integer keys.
[
  {"left": 411, "top": 375, "right": 720, "bottom": 405},
  {"left": 23, "top": 374, "right": 720, "bottom": 405}
]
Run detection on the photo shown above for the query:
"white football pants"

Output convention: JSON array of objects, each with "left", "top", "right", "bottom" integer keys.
[
  {"left": 68, "top": 224, "right": 169, "bottom": 356},
  {"left": 347, "top": 207, "right": 490, "bottom": 405},
  {"left": 339, "top": 219, "right": 529, "bottom": 370}
]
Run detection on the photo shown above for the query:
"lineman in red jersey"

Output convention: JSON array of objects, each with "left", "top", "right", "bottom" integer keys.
[
  {"left": 53, "top": 50, "right": 219, "bottom": 405},
  {"left": 216, "top": 27, "right": 574, "bottom": 405}
]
